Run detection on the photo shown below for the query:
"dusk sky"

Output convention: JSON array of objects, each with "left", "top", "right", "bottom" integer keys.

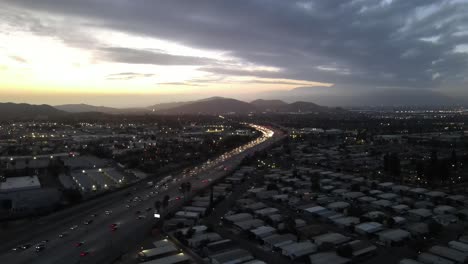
[{"left": 1, "top": 0, "right": 468, "bottom": 107}]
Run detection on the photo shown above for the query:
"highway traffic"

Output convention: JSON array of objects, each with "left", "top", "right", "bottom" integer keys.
[{"left": 0, "top": 124, "right": 283, "bottom": 264}]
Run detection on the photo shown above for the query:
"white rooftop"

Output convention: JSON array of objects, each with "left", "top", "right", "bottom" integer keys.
[{"left": 0, "top": 176, "right": 41, "bottom": 192}]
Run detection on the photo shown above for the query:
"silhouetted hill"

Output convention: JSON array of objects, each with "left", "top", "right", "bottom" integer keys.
[
  {"left": 147, "top": 97, "right": 227, "bottom": 112},
  {"left": 0, "top": 103, "right": 66, "bottom": 120},
  {"left": 55, "top": 104, "right": 148, "bottom": 114},
  {"left": 157, "top": 98, "right": 257, "bottom": 114},
  {"left": 197, "top": 96, "right": 226, "bottom": 102},
  {"left": 277, "top": 101, "right": 326, "bottom": 112},
  {"left": 250, "top": 99, "right": 287, "bottom": 111},
  {"left": 55, "top": 104, "right": 119, "bottom": 113},
  {"left": 147, "top": 101, "right": 192, "bottom": 111},
  {"left": 258, "top": 86, "right": 461, "bottom": 107},
  {"left": 155, "top": 97, "right": 340, "bottom": 115},
  {"left": 352, "top": 89, "right": 458, "bottom": 107},
  {"left": 4, "top": 97, "right": 342, "bottom": 118}
]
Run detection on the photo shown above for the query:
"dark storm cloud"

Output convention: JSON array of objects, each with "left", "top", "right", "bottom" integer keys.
[
  {"left": 198, "top": 67, "right": 284, "bottom": 79},
  {"left": 247, "top": 80, "right": 313, "bottom": 85},
  {"left": 98, "top": 47, "right": 216, "bottom": 65},
  {"left": 4, "top": 0, "right": 468, "bottom": 90}
]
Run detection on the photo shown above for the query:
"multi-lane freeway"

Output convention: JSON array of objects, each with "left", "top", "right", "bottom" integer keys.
[{"left": 0, "top": 124, "right": 283, "bottom": 264}]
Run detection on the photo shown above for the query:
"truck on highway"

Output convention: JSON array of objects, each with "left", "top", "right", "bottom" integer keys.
[
  {"left": 147, "top": 181, "right": 154, "bottom": 188},
  {"left": 159, "top": 175, "right": 173, "bottom": 185}
]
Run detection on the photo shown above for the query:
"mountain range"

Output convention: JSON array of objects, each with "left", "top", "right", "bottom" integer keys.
[
  {"left": 0, "top": 97, "right": 340, "bottom": 120},
  {"left": 254, "top": 86, "right": 462, "bottom": 107},
  {"left": 0, "top": 103, "right": 66, "bottom": 120},
  {"left": 4, "top": 88, "right": 462, "bottom": 120},
  {"left": 54, "top": 104, "right": 147, "bottom": 114},
  {"left": 54, "top": 97, "right": 336, "bottom": 115}
]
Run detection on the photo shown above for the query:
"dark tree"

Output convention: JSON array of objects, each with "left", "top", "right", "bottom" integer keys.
[
  {"left": 284, "top": 216, "right": 297, "bottom": 235},
  {"left": 451, "top": 149, "right": 458, "bottom": 169},
  {"left": 428, "top": 220, "right": 442, "bottom": 235},
  {"left": 337, "top": 244, "right": 353, "bottom": 258},
  {"left": 347, "top": 205, "right": 364, "bottom": 217},
  {"left": 311, "top": 175, "right": 320, "bottom": 191},
  {"left": 162, "top": 195, "right": 170, "bottom": 210},
  {"left": 266, "top": 183, "right": 278, "bottom": 191},
  {"left": 154, "top": 200, "right": 161, "bottom": 212},
  {"left": 63, "top": 189, "right": 82, "bottom": 204}
]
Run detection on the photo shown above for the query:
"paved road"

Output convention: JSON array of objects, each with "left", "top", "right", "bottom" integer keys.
[{"left": 0, "top": 124, "right": 284, "bottom": 264}]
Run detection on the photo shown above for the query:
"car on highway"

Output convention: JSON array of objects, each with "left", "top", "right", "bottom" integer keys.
[
  {"left": 91, "top": 213, "right": 98, "bottom": 217},
  {"left": 59, "top": 232, "right": 68, "bottom": 238},
  {"left": 83, "top": 219, "right": 93, "bottom": 225},
  {"left": 20, "top": 244, "right": 32, "bottom": 250},
  {"left": 145, "top": 207, "right": 152, "bottom": 212},
  {"left": 136, "top": 215, "right": 146, "bottom": 220},
  {"left": 80, "top": 251, "right": 90, "bottom": 257},
  {"left": 35, "top": 244, "right": 46, "bottom": 252},
  {"left": 105, "top": 210, "right": 112, "bottom": 215},
  {"left": 75, "top": 242, "right": 84, "bottom": 247},
  {"left": 110, "top": 224, "right": 118, "bottom": 231},
  {"left": 70, "top": 225, "right": 78, "bottom": 230}
]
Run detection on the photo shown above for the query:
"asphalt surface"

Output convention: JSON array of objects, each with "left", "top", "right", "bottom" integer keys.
[{"left": 0, "top": 124, "right": 283, "bottom": 264}]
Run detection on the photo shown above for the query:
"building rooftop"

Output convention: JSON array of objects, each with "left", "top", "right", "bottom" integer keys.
[
  {"left": 209, "top": 248, "right": 253, "bottom": 264},
  {"left": 0, "top": 176, "right": 41, "bottom": 192},
  {"left": 309, "top": 252, "right": 350, "bottom": 264}
]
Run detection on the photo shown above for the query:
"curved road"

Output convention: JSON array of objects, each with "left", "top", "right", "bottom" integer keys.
[{"left": 0, "top": 124, "right": 283, "bottom": 264}]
